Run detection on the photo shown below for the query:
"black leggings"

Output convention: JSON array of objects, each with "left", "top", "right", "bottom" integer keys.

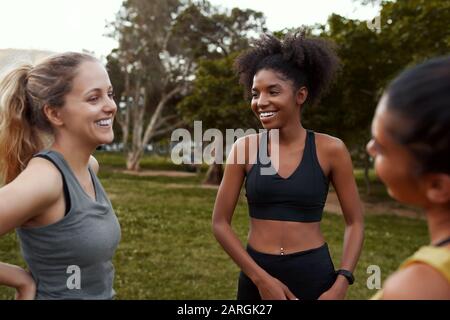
[{"left": 237, "top": 243, "right": 336, "bottom": 300}]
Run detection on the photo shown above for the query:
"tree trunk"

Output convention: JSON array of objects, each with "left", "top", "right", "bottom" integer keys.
[
  {"left": 121, "top": 85, "right": 183, "bottom": 172},
  {"left": 126, "top": 148, "right": 143, "bottom": 171},
  {"left": 117, "top": 59, "right": 131, "bottom": 156},
  {"left": 203, "top": 163, "right": 223, "bottom": 185}
]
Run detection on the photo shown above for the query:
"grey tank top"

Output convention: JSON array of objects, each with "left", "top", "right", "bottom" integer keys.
[{"left": 16, "top": 150, "right": 121, "bottom": 300}]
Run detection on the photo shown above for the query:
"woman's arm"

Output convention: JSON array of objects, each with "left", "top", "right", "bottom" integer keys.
[
  {"left": 212, "top": 137, "right": 297, "bottom": 300},
  {"left": 0, "top": 157, "right": 62, "bottom": 235},
  {"left": 0, "top": 157, "right": 62, "bottom": 299},
  {"left": 0, "top": 263, "right": 36, "bottom": 300},
  {"left": 319, "top": 138, "right": 365, "bottom": 300}
]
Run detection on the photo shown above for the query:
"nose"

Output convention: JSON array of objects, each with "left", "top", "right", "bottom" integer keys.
[
  {"left": 366, "top": 139, "right": 376, "bottom": 158},
  {"left": 104, "top": 96, "right": 117, "bottom": 115},
  {"left": 256, "top": 93, "right": 269, "bottom": 108}
]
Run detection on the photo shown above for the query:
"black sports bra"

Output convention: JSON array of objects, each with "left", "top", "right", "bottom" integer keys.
[{"left": 244, "top": 130, "right": 329, "bottom": 222}]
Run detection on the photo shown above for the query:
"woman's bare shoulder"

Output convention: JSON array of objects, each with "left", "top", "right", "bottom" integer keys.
[
  {"left": 89, "top": 155, "right": 99, "bottom": 175},
  {"left": 232, "top": 133, "right": 263, "bottom": 166},
  {"left": 21, "top": 157, "right": 63, "bottom": 194},
  {"left": 314, "top": 132, "right": 346, "bottom": 153},
  {"left": 382, "top": 263, "right": 450, "bottom": 299},
  {"left": 313, "top": 132, "right": 351, "bottom": 168}
]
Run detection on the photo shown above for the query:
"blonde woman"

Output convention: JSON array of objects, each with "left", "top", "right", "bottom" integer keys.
[{"left": 0, "top": 52, "right": 121, "bottom": 299}]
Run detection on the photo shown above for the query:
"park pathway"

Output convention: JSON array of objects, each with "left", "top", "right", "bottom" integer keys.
[{"left": 324, "top": 191, "right": 423, "bottom": 219}]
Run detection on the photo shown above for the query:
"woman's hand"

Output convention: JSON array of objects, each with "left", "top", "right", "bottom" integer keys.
[
  {"left": 1, "top": 262, "right": 36, "bottom": 300},
  {"left": 318, "top": 275, "right": 349, "bottom": 300},
  {"left": 14, "top": 270, "right": 36, "bottom": 300},
  {"left": 256, "top": 275, "right": 298, "bottom": 300}
]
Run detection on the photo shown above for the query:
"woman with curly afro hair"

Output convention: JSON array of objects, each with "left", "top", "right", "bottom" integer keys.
[{"left": 212, "top": 31, "right": 364, "bottom": 300}]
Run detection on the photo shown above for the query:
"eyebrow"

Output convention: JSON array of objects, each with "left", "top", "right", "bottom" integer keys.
[
  {"left": 252, "top": 84, "right": 281, "bottom": 91},
  {"left": 84, "top": 86, "right": 113, "bottom": 96}
]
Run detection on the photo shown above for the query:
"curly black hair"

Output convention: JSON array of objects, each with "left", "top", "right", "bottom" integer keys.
[{"left": 234, "top": 31, "right": 340, "bottom": 107}]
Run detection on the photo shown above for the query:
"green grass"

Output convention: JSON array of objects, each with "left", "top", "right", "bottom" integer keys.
[
  {"left": 353, "top": 168, "right": 392, "bottom": 202},
  {"left": 0, "top": 153, "right": 429, "bottom": 299},
  {"left": 94, "top": 151, "right": 209, "bottom": 173}
]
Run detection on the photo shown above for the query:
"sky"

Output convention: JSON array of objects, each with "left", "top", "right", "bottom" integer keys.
[{"left": 0, "top": 0, "right": 381, "bottom": 58}]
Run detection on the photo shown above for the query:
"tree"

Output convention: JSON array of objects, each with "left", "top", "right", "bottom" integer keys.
[
  {"left": 304, "top": 0, "right": 450, "bottom": 194},
  {"left": 172, "top": 3, "right": 267, "bottom": 58},
  {"left": 174, "top": 4, "right": 266, "bottom": 184},
  {"left": 377, "top": 0, "right": 450, "bottom": 82},
  {"left": 107, "top": 0, "right": 191, "bottom": 170},
  {"left": 177, "top": 53, "right": 260, "bottom": 184},
  {"left": 308, "top": 14, "right": 385, "bottom": 193},
  {"left": 107, "top": 0, "right": 266, "bottom": 171}
]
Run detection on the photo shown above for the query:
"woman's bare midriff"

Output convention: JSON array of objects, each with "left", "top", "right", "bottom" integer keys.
[{"left": 247, "top": 217, "right": 325, "bottom": 255}]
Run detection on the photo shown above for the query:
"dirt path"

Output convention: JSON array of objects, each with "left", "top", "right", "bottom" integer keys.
[
  {"left": 324, "top": 191, "right": 423, "bottom": 219},
  {"left": 116, "top": 169, "right": 198, "bottom": 177}
]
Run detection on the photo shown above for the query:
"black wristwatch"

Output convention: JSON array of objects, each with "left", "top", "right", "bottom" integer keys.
[{"left": 335, "top": 269, "right": 355, "bottom": 285}]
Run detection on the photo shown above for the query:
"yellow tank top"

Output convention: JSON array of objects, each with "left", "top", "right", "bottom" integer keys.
[{"left": 371, "top": 246, "right": 450, "bottom": 300}]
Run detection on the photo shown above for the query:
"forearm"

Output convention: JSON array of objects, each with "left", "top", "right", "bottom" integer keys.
[
  {"left": 338, "top": 221, "right": 364, "bottom": 272},
  {"left": 212, "top": 221, "right": 269, "bottom": 285},
  {"left": 324, "top": 221, "right": 364, "bottom": 297},
  {"left": 0, "top": 262, "right": 33, "bottom": 289}
]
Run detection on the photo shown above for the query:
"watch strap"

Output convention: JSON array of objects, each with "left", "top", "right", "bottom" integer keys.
[{"left": 335, "top": 269, "right": 355, "bottom": 285}]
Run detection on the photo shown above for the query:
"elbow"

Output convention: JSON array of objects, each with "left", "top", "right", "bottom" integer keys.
[
  {"left": 211, "top": 214, "right": 229, "bottom": 240},
  {"left": 346, "top": 206, "right": 365, "bottom": 227},
  {"left": 352, "top": 219, "right": 365, "bottom": 234},
  {"left": 344, "top": 214, "right": 365, "bottom": 236},
  {"left": 211, "top": 218, "right": 222, "bottom": 238}
]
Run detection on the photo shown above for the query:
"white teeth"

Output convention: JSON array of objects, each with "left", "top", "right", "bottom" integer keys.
[
  {"left": 95, "top": 119, "right": 112, "bottom": 127},
  {"left": 260, "top": 111, "right": 277, "bottom": 118}
]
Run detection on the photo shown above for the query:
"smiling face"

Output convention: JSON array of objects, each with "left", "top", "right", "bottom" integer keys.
[
  {"left": 366, "top": 94, "right": 426, "bottom": 205},
  {"left": 56, "top": 60, "right": 117, "bottom": 148},
  {"left": 251, "top": 69, "right": 306, "bottom": 130}
]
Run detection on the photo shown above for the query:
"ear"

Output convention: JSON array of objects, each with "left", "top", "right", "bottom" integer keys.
[
  {"left": 295, "top": 86, "right": 308, "bottom": 107},
  {"left": 423, "top": 173, "right": 450, "bottom": 204},
  {"left": 43, "top": 104, "right": 64, "bottom": 127}
]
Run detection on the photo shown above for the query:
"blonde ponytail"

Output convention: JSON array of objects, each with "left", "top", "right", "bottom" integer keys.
[{"left": 0, "top": 65, "right": 44, "bottom": 184}]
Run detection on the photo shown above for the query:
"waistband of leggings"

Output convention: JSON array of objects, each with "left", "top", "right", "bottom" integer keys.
[{"left": 246, "top": 242, "right": 329, "bottom": 258}]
